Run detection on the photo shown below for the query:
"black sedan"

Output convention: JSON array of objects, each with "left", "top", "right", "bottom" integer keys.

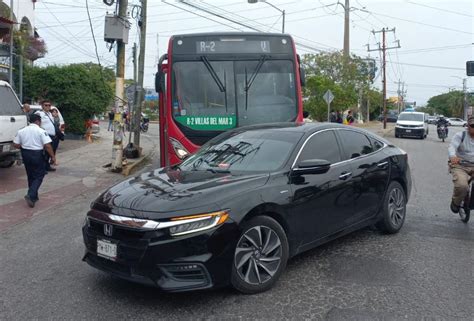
[{"left": 82, "top": 123, "right": 411, "bottom": 294}]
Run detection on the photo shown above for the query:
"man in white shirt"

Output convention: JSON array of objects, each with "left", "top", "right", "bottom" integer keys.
[
  {"left": 35, "top": 100, "right": 60, "bottom": 171},
  {"left": 13, "top": 114, "right": 56, "bottom": 208}
]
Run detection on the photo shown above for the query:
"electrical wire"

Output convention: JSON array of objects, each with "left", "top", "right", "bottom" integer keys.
[{"left": 406, "top": 1, "right": 472, "bottom": 18}]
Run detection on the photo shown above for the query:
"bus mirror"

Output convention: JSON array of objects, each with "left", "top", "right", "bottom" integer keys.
[
  {"left": 299, "top": 67, "right": 306, "bottom": 87},
  {"left": 155, "top": 72, "right": 163, "bottom": 93},
  {"left": 303, "top": 111, "right": 309, "bottom": 118}
]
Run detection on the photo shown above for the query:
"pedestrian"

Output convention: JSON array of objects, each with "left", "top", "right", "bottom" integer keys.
[
  {"left": 108, "top": 109, "right": 114, "bottom": 131},
  {"left": 329, "top": 110, "right": 337, "bottom": 123},
  {"left": 13, "top": 113, "right": 56, "bottom": 208},
  {"left": 35, "top": 100, "right": 61, "bottom": 171},
  {"left": 336, "top": 111, "right": 343, "bottom": 124},
  {"left": 51, "top": 107, "right": 65, "bottom": 141},
  {"left": 346, "top": 110, "right": 355, "bottom": 125},
  {"left": 22, "top": 103, "right": 34, "bottom": 119}
]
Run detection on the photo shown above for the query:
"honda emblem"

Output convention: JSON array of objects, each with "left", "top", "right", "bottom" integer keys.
[{"left": 104, "top": 224, "right": 113, "bottom": 237}]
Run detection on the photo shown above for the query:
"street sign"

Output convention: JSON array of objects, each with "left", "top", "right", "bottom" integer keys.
[
  {"left": 323, "top": 90, "right": 334, "bottom": 104},
  {"left": 323, "top": 90, "right": 335, "bottom": 122}
]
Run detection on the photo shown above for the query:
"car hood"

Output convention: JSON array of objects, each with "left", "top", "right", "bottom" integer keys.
[
  {"left": 396, "top": 120, "right": 424, "bottom": 126},
  {"left": 92, "top": 167, "right": 269, "bottom": 219}
]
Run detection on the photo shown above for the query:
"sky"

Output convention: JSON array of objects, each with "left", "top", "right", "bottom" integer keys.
[{"left": 33, "top": 0, "right": 474, "bottom": 106}]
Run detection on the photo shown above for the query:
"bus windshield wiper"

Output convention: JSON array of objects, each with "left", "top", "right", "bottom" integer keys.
[
  {"left": 245, "top": 55, "right": 266, "bottom": 110},
  {"left": 201, "top": 56, "right": 226, "bottom": 93}
]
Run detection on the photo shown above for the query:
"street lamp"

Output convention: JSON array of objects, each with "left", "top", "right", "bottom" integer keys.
[{"left": 248, "top": 0, "right": 285, "bottom": 33}]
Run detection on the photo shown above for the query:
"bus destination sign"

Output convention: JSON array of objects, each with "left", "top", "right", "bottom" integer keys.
[
  {"left": 196, "top": 40, "right": 271, "bottom": 54},
  {"left": 176, "top": 115, "right": 237, "bottom": 131}
]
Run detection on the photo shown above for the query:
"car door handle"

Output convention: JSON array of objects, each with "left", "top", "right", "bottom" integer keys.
[
  {"left": 339, "top": 172, "right": 352, "bottom": 180},
  {"left": 377, "top": 161, "right": 388, "bottom": 168},
  {"left": 10, "top": 117, "right": 15, "bottom": 122}
]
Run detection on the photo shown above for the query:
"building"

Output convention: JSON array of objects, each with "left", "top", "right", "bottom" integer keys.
[{"left": 0, "top": 0, "right": 41, "bottom": 82}]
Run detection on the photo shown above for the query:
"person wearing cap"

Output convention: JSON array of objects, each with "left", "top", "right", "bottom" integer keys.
[
  {"left": 13, "top": 114, "right": 56, "bottom": 208},
  {"left": 448, "top": 115, "right": 474, "bottom": 213},
  {"left": 35, "top": 99, "right": 62, "bottom": 171}
]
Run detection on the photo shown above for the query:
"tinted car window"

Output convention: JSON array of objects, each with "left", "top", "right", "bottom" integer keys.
[
  {"left": 0, "top": 86, "right": 22, "bottom": 116},
  {"left": 338, "top": 130, "right": 373, "bottom": 160},
  {"left": 180, "top": 130, "right": 303, "bottom": 173},
  {"left": 370, "top": 138, "right": 384, "bottom": 151},
  {"left": 298, "top": 130, "right": 341, "bottom": 164}
]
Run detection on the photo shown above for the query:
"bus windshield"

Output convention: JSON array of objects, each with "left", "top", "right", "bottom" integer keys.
[{"left": 172, "top": 59, "right": 297, "bottom": 131}]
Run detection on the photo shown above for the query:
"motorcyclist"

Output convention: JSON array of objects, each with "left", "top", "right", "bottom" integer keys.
[
  {"left": 436, "top": 116, "right": 449, "bottom": 136},
  {"left": 448, "top": 116, "right": 474, "bottom": 213}
]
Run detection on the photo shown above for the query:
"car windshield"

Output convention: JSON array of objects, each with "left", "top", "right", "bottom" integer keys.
[
  {"left": 0, "top": 86, "right": 22, "bottom": 116},
  {"left": 398, "top": 113, "right": 423, "bottom": 121},
  {"left": 179, "top": 130, "right": 302, "bottom": 173}
]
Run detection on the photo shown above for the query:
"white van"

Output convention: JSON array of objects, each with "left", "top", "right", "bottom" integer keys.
[
  {"left": 395, "top": 111, "right": 429, "bottom": 139},
  {"left": 0, "top": 81, "right": 27, "bottom": 167}
]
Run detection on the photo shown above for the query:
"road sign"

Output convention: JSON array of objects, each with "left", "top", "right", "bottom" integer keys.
[{"left": 323, "top": 90, "right": 334, "bottom": 104}]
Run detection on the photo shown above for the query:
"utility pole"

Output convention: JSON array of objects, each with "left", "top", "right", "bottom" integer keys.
[
  {"left": 130, "top": 42, "right": 137, "bottom": 148},
  {"left": 463, "top": 78, "right": 468, "bottom": 119},
  {"left": 367, "top": 28, "right": 400, "bottom": 129},
  {"left": 8, "top": 0, "right": 14, "bottom": 87},
  {"left": 343, "top": 0, "right": 350, "bottom": 58},
  {"left": 133, "top": 0, "right": 147, "bottom": 151},
  {"left": 111, "top": 0, "right": 129, "bottom": 172}
]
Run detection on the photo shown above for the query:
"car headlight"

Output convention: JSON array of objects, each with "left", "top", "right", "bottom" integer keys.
[
  {"left": 169, "top": 137, "right": 189, "bottom": 159},
  {"left": 163, "top": 210, "right": 229, "bottom": 236}
]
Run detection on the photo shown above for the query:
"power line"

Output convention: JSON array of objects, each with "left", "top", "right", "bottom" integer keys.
[
  {"left": 406, "top": 1, "right": 473, "bottom": 18},
  {"left": 387, "top": 61, "right": 465, "bottom": 71}
]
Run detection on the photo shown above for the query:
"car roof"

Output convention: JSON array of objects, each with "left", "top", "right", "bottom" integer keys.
[{"left": 232, "top": 122, "right": 387, "bottom": 142}]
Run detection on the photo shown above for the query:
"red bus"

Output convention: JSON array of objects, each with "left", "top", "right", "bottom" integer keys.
[{"left": 155, "top": 32, "right": 306, "bottom": 167}]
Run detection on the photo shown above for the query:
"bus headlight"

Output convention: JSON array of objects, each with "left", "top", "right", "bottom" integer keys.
[{"left": 169, "top": 137, "right": 189, "bottom": 159}]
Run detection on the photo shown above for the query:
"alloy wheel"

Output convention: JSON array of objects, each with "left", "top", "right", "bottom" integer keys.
[
  {"left": 388, "top": 187, "right": 405, "bottom": 228},
  {"left": 234, "top": 226, "right": 282, "bottom": 285}
]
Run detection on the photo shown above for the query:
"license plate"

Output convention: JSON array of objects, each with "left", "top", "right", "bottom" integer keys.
[
  {"left": 97, "top": 239, "right": 117, "bottom": 261},
  {"left": 405, "top": 129, "right": 411, "bottom": 133},
  {"left": 2, "top": 144, "right": 10, "bottom": 152}
]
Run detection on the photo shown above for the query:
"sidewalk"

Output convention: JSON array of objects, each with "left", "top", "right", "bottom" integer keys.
[
  {"left": 0, "top": 124, "right": 158, "bottom": 231},
  {"left": 354, "top": 121, "right": 395, "bottom": 137}
]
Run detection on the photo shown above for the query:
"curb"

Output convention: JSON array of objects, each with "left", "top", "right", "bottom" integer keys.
[{"left": 121, "top": 154, "right": 150, "bottom": 176}]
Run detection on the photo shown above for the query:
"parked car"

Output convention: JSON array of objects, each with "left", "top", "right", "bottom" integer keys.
[
  {"left": 395, "top": 111, "right": 429, "bottom": 139},
  {"left": 0, "top": 81, "right": 26, "bottom": 168},
  {"left": 377, "top": 113, "right": 398, "bottom": 123},
  {"left": 447, "top": 117, "right": 466, "bottom": 127},
  {"left": 82, "top": 122, "right": 411, "bottom": 294}
]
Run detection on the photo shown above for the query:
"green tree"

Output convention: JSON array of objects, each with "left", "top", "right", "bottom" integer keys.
[
  {"left": 426, "top": 91, "right": 473, "bottom": 118},
  {"left": 23, "top": 63, "right": 114, "bottom": 134},
  {"left": 301, "top": 51, "right": 379, "bottom": 121}
]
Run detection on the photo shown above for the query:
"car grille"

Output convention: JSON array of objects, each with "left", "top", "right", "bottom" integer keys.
[
  {"left": 85, "top": 220, "right": 149, "bottom": 264},
  {"left": 400, "top": 125, "right": 420, "bottom": 128}
]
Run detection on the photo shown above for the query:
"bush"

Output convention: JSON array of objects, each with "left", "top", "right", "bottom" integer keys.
[{"left": 23, "top": 63, "right": 114, "bottom": 134}]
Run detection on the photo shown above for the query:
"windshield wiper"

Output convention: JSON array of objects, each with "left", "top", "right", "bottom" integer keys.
[
  {"left": 245, "top": 55, "right": 267, "bottom": 111},
  {"left": 201, "top": 56, "right": 228, "bottom": 112}
]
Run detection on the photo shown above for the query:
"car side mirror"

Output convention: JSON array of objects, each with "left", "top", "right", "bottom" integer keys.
[
  {"left": 155, "top": 71, "right": 164, "bottom": 93},
  {"left": 292, "top": 159, "right": 331, "bottom": 176}
]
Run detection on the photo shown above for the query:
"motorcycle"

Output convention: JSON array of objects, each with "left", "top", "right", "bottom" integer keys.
[
  {"left": 140, "top": 117, "right": 149, "bottom": 133},
  {"left": 437, "top": 125, "right": 447, "bottom": 142}
]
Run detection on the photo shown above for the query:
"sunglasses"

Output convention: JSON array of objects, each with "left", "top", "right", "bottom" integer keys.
[{"left": 43, "top": 104, "right": 51, "bottom": 107}]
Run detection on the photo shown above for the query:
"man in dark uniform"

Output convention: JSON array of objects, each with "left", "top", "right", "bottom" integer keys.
[{"left": 13, "top": 114, "right": 56, "bottom": 208}]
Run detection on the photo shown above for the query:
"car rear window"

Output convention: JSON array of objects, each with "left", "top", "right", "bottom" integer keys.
[{"left": 0, "top": 86, "right": 22, "bottom": 116}]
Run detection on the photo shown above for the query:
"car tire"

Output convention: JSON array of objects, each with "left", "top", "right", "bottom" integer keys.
[
  {"left": 376, "top": 181, "right": 406, "bottom": 234},
  {"left": 231, "top": 216, "right": 289, "bottom": 294},
  {"left": 0, "top": 160, "right": 15, "bottom": 168}
]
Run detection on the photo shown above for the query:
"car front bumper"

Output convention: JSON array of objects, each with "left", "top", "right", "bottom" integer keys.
[
  {"left": 82, "top": 211, "right": 239, "bottom": 292},
  {"left": 395, "top": 127, "right": 424, "bottom": 137}
]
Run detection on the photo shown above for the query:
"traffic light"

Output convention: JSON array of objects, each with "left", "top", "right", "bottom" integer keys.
[{"left": 467, "top": 61, "right": 474, "bottom": 76}]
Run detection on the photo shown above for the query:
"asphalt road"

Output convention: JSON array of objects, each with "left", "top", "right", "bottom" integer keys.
[{"left": 1, "top": 124, "right": 473, "bottom": 320}]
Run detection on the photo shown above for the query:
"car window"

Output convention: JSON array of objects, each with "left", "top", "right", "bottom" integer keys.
[
  {"left": 370, "top": 137, "right": 384, "bottom": 151},
  {"left": 0, "top": 86, "right": 22, "bottom": 116},
  {"left": 297, "top": 130, "right": 341, "bottom": 164},
  {"left": 338, "top": 130, "right": 374, "bottom": 160}
]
